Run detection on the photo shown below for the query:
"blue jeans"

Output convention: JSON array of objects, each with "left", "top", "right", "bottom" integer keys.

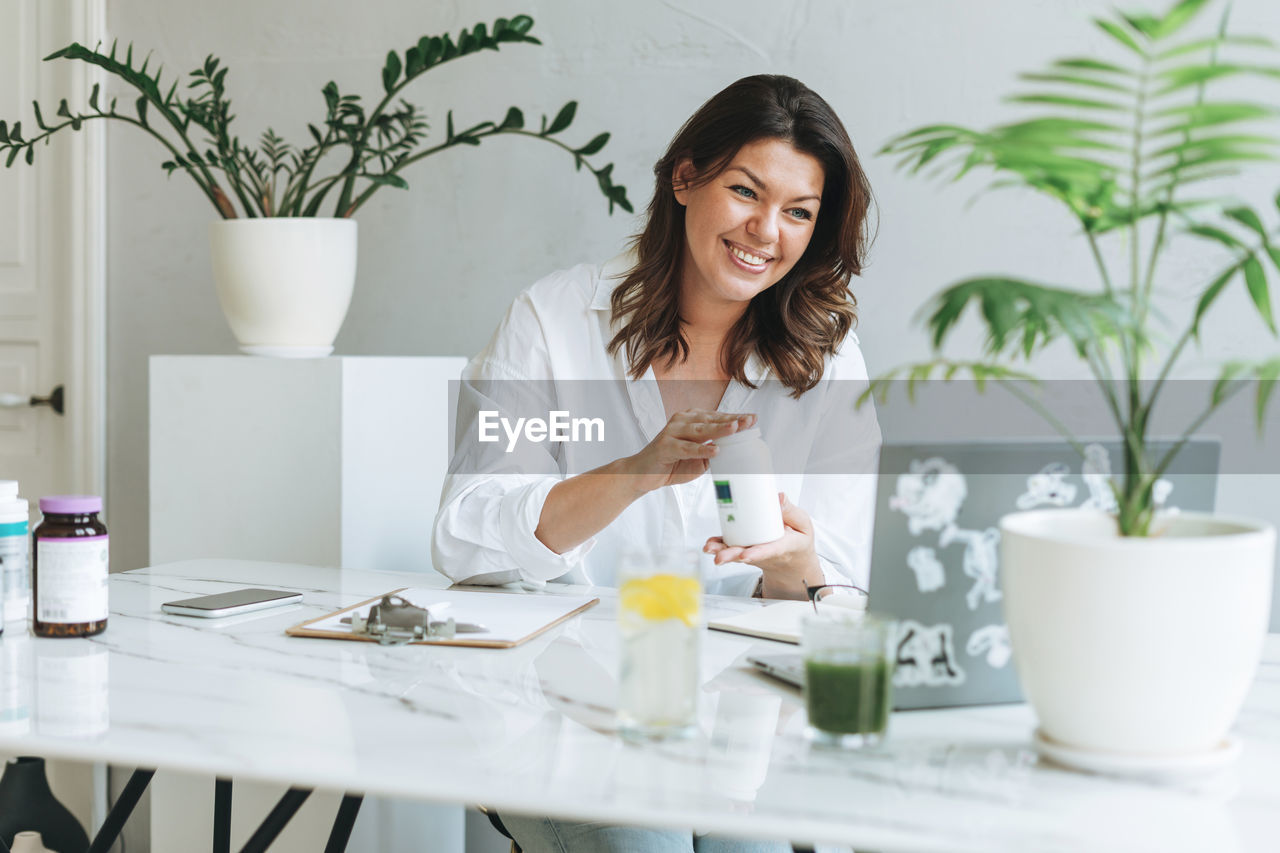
[{"left": 497, "top": 814, "right": 793, "bottom": 853}]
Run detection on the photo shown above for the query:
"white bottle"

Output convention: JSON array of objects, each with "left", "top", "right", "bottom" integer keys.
[
  {"left": 0, "top": 480, "right": 30, "bottom": 630},
  {"left": 708, "top": 428, "right": 784, "bottom": 546}
]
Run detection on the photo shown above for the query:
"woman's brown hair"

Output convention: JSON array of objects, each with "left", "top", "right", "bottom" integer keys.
[{"left": 608, "top": 74, "right": 874, "bottom": 396}]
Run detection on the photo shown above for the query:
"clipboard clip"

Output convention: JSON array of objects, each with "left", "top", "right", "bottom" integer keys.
[{"left": 344, "top": 594, "right": 457, "bottom": 645}]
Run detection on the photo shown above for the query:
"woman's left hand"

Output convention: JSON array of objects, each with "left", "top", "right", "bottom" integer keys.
[{"left": 703, "top": 493, "right": 819, "bottom": 600}]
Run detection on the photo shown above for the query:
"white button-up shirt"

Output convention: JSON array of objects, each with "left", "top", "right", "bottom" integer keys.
[{"left": 432, "top": 254, "right": 882, "bottom": 597}]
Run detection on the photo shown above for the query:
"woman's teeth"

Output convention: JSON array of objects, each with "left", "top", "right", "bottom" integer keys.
[{"left": 729, "top": 244, "right": 768, "bottom": 265}]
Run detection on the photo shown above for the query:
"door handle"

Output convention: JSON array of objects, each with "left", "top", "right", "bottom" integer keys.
[{"left": 0, "top": 384, "right": 64, "bottom": 414}]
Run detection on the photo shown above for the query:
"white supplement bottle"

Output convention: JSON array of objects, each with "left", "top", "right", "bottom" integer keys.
[
  {"left": 709, "top": 428, "right": 784, "bottom": 546},
  {"left": 0, "top": 480, "right": 30, "bottom": 630}
]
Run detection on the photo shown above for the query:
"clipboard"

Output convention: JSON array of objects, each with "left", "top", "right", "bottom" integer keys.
[{"left": 286, "top": 587, "right": 599, "bottom": 649}]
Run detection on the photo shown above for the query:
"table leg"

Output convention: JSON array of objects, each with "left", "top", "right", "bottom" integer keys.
[
  {"left": 213, "top": 778, "right": 232, "bottom": 853},
  {"left": 323, "top": 794, "right": 363, "bottom": 853},
  {"left": 87, "top": 768, "right": 156, "bottom": 853},
  {"left": 236, "top": 787, "right": 312, "bottom": 853}
]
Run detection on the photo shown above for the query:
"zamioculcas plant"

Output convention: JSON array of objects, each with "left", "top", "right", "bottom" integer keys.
[
  {"left": 0, "top": 14, "right": 632, "bottom": 218},
  {"left": 877, "top": 0, "right": 1280, "bottom": 535}
]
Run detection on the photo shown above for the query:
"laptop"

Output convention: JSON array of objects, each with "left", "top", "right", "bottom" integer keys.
[{"left": 749, "top": 438, "right": 1220, "bottom": 709}]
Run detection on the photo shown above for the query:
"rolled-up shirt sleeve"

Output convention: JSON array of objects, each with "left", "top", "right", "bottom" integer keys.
[
  {"left": 433, "top": 473, "right": 595, "bottom": 585},
  {"left": 432, "top": 288, "right": 594, "bottom": 586}
]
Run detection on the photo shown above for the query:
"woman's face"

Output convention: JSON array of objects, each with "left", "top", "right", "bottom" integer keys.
[{"left": 673, "top": 137, "right": 824, "bottom": 311}]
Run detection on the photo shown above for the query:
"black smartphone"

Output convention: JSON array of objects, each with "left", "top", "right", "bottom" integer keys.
[{"left": 161, "top": 588, "right": 302, "bottom": 618}]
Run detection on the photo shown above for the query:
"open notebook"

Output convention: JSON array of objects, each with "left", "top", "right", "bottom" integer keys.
[{"left": 708, "top": 601, "right": 809, "bottom": 644}]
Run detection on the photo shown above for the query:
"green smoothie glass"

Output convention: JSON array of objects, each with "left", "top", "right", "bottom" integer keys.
[{"left": 801, "top": 612, "right": 894, "bottom": 748}]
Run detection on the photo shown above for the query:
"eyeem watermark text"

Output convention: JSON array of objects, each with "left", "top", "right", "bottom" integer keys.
[{"left": 478, "top": 410, "right": 605, "bottom": 452}]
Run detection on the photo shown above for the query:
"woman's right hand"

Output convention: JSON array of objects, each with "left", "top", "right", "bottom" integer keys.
[{"left": 619, "top": 409, "right": 756, "bottom": 497}]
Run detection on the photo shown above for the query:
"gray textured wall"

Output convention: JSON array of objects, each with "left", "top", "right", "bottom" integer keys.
[{"left": 105, "top": 0, "right": 1280, "bottom": 627}]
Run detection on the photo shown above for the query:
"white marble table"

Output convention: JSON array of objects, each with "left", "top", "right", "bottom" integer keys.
[{"left": 1, "top": 559, "right": 1277, "bottom": 852}]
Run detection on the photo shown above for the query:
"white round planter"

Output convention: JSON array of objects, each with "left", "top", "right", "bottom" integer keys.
[
  {"left": 1001, "top": 509, "right": 1274, "bottom": 755},
  {"left": 210, "top": 218, "right": 357, "bottom": 357}
]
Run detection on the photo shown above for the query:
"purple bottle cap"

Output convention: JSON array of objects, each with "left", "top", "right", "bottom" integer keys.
[{"left": 39, "top": 495, "right": 103, "bottom": 515}]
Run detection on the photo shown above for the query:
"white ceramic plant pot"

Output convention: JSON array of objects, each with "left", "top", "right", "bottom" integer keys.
[
  {"left": 209, "top": 218, "right": 357, "bottom": 357},
  {"left": 1001, "top": 509, "right": 1274, "bottom": 755}
]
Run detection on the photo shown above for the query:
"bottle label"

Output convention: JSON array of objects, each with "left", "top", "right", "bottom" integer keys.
[
  {"left": 714, "top": 480, "right": 734, "bottom": 505},
  {"left": 0, "top": 524, "right": 30, "bottom": 623},
  {"left": 36, "top": 536, "right": 109, "bottom": 624}
]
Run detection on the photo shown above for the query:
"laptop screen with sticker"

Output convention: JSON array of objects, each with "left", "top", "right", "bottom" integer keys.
[{"left": 870, "top": 438, "right": 1219, "bottom": 710}]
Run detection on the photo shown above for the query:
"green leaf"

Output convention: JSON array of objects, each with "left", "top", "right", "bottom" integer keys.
[
  {"left": 499, "top": 107, "right": 524, "bottom": 130},
  {"left": 366, "top": 173, "right": 410, "bottom": 190},
  {"left": 1094, "top": 17, "right": 1146, "bottom": 55},
  {"left": 545, "top": 101, "right": 577, "bottom": 135},
  {"left": 24, "top": 147, "right": 33, "bottom": 165},
  {"left": 1018, "top": 72, "right": 1133, "bottom": 94},
  {"left": 404, "top": 46, "right": 423, "bottom": 78},
  {"left": 1154, "top": 63, "right": 1280, "bottom": 96},
  {"left": 1151, "top": 0, "right": 1212, "bottom": 40},
  {"left": 1145, "top": 149, "right": 1276, "bottom": 181},
  {"left": 417, "top": 36, "right": 440, "bottom": 68},
  {"left": 923, "top": 277, "right": 1127, "bottom": 359},
  {"left": 88, "top": 84, "right": 100, "bottom": 111},
  {"left": 1268, "top": 246, "right": 1280, "bottom": 275},
  {"left": 610, "top": 185, "right": 634, "bottom": 214},
  {"left": 5, "top": 147, "right": 19, "bottom": 168},
  {"left": 1212, "top": 360, "right": 1249, "bottom": 405},
  {"left": 574, "top": 132, "right": 609, "bottom": 156},
  {"left": 0, "top": 121, "right": 8, "bottom": 144},
  {"left": 1225, "top": 207, "right": 1269, "bottom": 241},
  {"left": 1211, "top": 358, "right": 1280, "bottom": 433},
  {"left": 1243, "top": 255, "right": 1276, "bottom": 333},
  {"left": 382, "top": 51, "right": 401, "bottom": 94},
  {"left": 322, "top": 81, "right": 339, "bottom": 115},
  {"left": 1194, "top": 265, "right": 1237, "bottom": 336},
  {"left": 1054, "top": 57, "right": 1133, "bottom": 75},
  {"left": 1156, "top": 34, "right": 1276, "bottom": 60},
  {"left": 1149, "top": 134, "right": 1280, "bottom": 160},
  {"left": 32, "top": 101, "right": 47, "bottom": 130},
  {"left": 1187, "top": 224, "right": 1245, "bottom": 249},
  {"left": 1007, "top": 93, "right": 1126, "bottom": 111},
  {"left": 1152, "top": 102, "right": 1280, "bottom": 130},
  {"left": 1122, "top": 13, "right": 1163, "bottom": 39},
  {"left": 136, "top": 95, "right": 148, "bottom": 125}
]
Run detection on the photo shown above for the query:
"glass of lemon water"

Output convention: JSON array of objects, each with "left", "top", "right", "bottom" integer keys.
[{"left": 617, "top": 548, "right": 702, "bottom": 740}]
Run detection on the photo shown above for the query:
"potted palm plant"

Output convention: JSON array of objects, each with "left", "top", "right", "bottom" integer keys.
[
  {"left": 0, "top": 14, "right": 632, "bottom": 356},
  {"left": 878, "top": 0, "right": 1278, "bottom": 762}
]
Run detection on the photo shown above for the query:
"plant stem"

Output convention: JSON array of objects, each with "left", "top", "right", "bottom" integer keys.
[
  {"left": 1151, "top": 377, "right": 1247, "bottom": 482},
  {"left": 1121, "top": 55, "right": 1152, "bottom": 524},
  {"left": 1086, "top": 229, "right": 1117, "bottom": 297},
  {"left": 333, "top": 39, "right": 518, "bottom": 218},
  {"left": 342, "top": 126, "right": 605, "bottom": 217},
  {"left": 20, "top": 111, "right": 226, "bottom": 214},
  {"left": 1144, "top": 253, "right": 1251, "bottom": 418}
]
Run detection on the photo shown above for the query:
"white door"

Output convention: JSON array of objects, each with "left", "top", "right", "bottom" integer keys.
[
  {"left": 0, "top": 0, "right": 106, "bottom": 840},
  {"left": 0, "top": 0, "right": 105, "bottom": 519}
]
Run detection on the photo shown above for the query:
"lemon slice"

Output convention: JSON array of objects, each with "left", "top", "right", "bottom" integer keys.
[{"left": 619, "top": 574, "right": 701, "bottom": 625}]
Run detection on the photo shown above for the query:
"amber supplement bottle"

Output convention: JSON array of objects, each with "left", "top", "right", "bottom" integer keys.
[{"left": 32, "top": 495, "right": 108, "bottom": 637}]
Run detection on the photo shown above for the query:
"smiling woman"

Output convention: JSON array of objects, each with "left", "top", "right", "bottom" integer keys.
[
  {"left": 432, "top": 74, "right": 881, "bottom": 851},
  {"left": 673, "top": 138, "right": 825, "bottom": 309}
]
